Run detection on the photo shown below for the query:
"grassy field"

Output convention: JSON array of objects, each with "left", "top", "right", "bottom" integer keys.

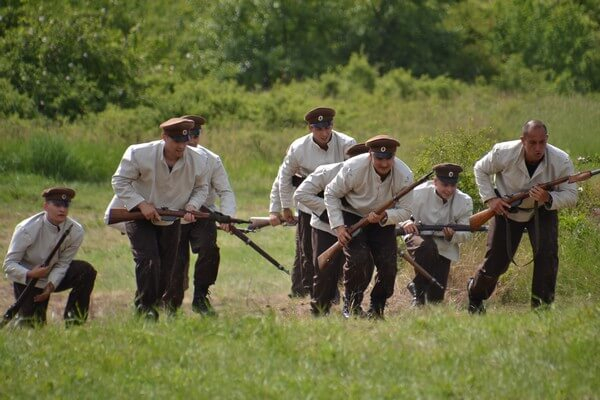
[{"left": 1, "top": 89, "right": 600, "bottom": 399}]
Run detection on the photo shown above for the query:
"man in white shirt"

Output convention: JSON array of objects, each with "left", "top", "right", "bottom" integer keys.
[
  {"left": 325, "top": 135, "right": 414, "bottom": 319},
  {"left": 400, "top": 163, "right": 473, "bottom": 306},
  {"left": 268, "top": 166, "right": 303, "bottom": 296},
  {"left": 3, "top": 187, "right": 96, "bottom": 327},
  {"left": 468, "top": 120, "right": 578, "bottom": 313},
  {"left": 112, "top": 117, "right": 210, "bottom": 320},
  {"left": 278, "top": 107, "right": 356, "bottom": 297},
  {"left": 294, "top": 143, "right": 369, "bottom": 315},
  {"left": 163, "top": 115, "right": 236, "bottom": 315}
]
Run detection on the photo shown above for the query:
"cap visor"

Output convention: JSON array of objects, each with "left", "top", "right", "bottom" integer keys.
[
  {"left": 437, "top": 176, "right": 459, "bottom": 184},
  {"left": 171, "top": 134, "right": 190, "bottom": 143},
  {"left": 310, "top": 121, "right": 332, "bottom": 128},
  {"left": 372, "top": 152, "right": 394, "bottom": 159}
]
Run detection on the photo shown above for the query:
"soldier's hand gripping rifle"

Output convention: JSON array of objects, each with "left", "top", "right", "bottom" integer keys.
[
  {"left": 469, "top": 169, "right": 600, "bottom": 230},
  {"left": 395, "top": 224, "right": 488, "bottom": 236},
  {"left": 317, "top": 171, "right": 434, "bottom": 271},
  {"left": 1, "top": 224, "right": 73, "bottom": 329},
  {"left": 107, "top": 208, "right": 251, "bottom": 225}
]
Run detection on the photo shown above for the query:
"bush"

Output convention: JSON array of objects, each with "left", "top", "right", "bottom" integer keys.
[
  {"left": 413, "top": 128, "right": 496, "bottom": 211},
  {"left": 0, "top": 3, "right": 139, "bottom": 120}
]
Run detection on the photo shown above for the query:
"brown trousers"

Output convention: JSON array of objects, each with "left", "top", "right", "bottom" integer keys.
[
  {"left": 164, "top": 219, "right": 220, "bottom": 309},
  {"left": 310, "top": 228, "right": 344, "bottom": 313},
  {"left": 342, "top": 212, "right": 398, "bottom": 309},
  {"left": 125, "top": 219, "right": 180, "bottom": 311},
  {"left": 469, "top": 207, "right": 559, "bottom": 306},
  {"left": 13, "top": 260, "right": 97, "bottom": 323},
  {"left": 406, "top": 236, "right": 451, "bottom": 303},
  {"left": 290, "top": 211, "right": 314, "bottom": 296}
]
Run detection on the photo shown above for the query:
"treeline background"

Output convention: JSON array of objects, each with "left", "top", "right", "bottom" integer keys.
[{"left": 1, "top": 0, "right": 599, "bottom": 121}]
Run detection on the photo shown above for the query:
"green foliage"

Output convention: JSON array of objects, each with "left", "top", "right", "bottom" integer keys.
[
  {"left": 0, "top": 1, "right": 139, "bottom": 120},
  {"left": 491, "top": 0, "right": 600, "bottom": 92},
  {"left": 0, "top": 78, "right": 36, "bottom": 118},
  {"left": 413, "top": 129, "right": 496, "bottom": 210}
]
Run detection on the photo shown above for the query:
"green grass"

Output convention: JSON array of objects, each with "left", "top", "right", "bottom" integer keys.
[
  {"left": 1, "top": 305, "right": 599, "bottom": 399},
  {"left": 1, "top": 88, "right": 600, "bottom": 398}
]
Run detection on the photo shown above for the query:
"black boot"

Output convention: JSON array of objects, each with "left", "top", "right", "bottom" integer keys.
[
  {"left": 342, "top": 294, "right": 366, "bottom": 319},
  {"left": 192, "top": 289, "right": 216, "bottom": 316},
  {"left": 367, "top": 299, "right": 385, "bottom": 320},
  {"left": 467, "top": 278, "right": 485, "bottom": 315},
  {"left": 136, "top": 304, "right": 159, "bottom": 321},
  {"left": 407, "top": 282, "right": 425, "bottom": 307}
]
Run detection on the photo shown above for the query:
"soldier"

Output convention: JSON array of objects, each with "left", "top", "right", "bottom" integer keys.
[
  {"left": 325, "top": 135, "right": 413, "bottom": 319},
  {"left": 163, "top": 115, "right": 236, "bottom": 315},
  {"left": 278, "top": 107, "right": 356, "bottom": 297},
  {"left": 467, "top": 120, "right": 578, "bottom": 313},
  {"left": 268, "top": 165, "right": 304, "bottom": 297},
  {"left": 294, "top": 143, "right": 369, "bottom": 315},
  {"left": 112, "top": 117, "right": 210, "bottom": 320},
  {"left": 399, "top": 163, "right": 473, "bottom": 306},
  {"left": 3, "top": 187, "right": 97, "bottom": 327}
]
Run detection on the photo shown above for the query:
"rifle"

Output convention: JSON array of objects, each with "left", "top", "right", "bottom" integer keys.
[
  {"left": 1, "top": 223, "right": 73, "bottom": 328},
  {"left": 107, "top": 208, "right": 251, "bottom": 225},
  {"left": 469, "top": 169, "right": 600, "bottom": 230},
  {"left": 246, "top": 216, "right": 297, "bottom": 231},
  {"left": 317, "top": 171, "right": 434, "bottom": 271},
  {"left": 228, "top": 226, "right": 290, "bottom": 275},
  {"left": 399, "top": 251, "right": 444, "bottom": 290},
  {"left": 395, "top": 224, "right": 488, "bottom": 236}
]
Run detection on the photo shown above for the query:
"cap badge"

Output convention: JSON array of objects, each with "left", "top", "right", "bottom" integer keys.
[
  {"left": 380, "top": 146, "right": 386, "bottom": 152},
  {"left": 318, "top": 115, "right": 323, "bottom": 121},
  {"left": 61, "top": 194, "right": 67, "bottom": 200},
  {"left": 448, "top": 171, "right": 454, "bottom": 177},
  {"left": 182, "top": 130, "right": 188, "bottom": 134}
]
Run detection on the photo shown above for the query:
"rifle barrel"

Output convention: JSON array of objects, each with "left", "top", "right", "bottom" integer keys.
[{"left": 229, "top": 226, "right": 290, "bottom": 275}]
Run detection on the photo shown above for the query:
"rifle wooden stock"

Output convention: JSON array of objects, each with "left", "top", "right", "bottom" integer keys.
[
  {"left": 468, "top": 169, "right": 600, "bottom": 230},
  {"left": 107, "top": 208, "right": 250, "bottom": 225},
  {"left": 395, "top": 224, "right": 488, "bottom": 236},
  {"left": 1, "top": 224, "right": 73, "bottom": 328},
  {"left": 399, "top": 251, "right": 444, "bottom": 290},
  {"left": 317, "top": 171, "right": 434, "bottom": 270}
]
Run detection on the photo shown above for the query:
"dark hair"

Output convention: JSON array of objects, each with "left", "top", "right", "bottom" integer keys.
[{"left": 521, "top": 119, "right": 548, "bottom": 136}]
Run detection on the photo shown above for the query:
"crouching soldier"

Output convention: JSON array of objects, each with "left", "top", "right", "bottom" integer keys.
[
  {"left": 3, "top": 187, "right": 97, "bottom": 327},
  {"left": 399, "top": 164, "right": 473, "bottom": 306}
]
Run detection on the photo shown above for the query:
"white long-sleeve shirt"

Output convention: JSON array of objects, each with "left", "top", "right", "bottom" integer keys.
[
  {"left": 474, "top": 140, "right": 577, "bottom": 222},
  {"left": 294, "top": 162, "right": 344, "bottom": 235},
  {"left": 402, "top": 181, "right": 473, "bottom": 261},
  {"left": 279, "top": 130, "right": 356, "bottom": 214},
  {"left": 4, "top": 212, "right": 84, "bottom": 289},
  {"left": 111, "top": 140, "right": 210, "bottom": 225},
  {"left": 190, "top": 145, "right": 236, "bottom": 216},
  {"left": 324, "top": 153, "right": 414, "bottom": 229},
  {"left": 269, "top": 166, "right": 283, "bottom": 214}
]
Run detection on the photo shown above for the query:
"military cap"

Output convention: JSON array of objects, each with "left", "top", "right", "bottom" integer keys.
[
  {"left": 365, "top": 134, "right": 400, "bottom": 159},
  {"left": 304, "top": 107, "right": 335, "bottom": 128},
  {"left": 346, "top": 143, "right": 369, "bottom": 158},
  {"left": 159, "top": 117, "right": 194, "bottom": 142},
  {"left": 180, "top": 115, "right": 206, "bottom": 136},
  {"left": 433, "top": 163, "right": 463, "bottom": 184},
  {"left": 42, "top": 187, "right": 76, "bottom": 204}
]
